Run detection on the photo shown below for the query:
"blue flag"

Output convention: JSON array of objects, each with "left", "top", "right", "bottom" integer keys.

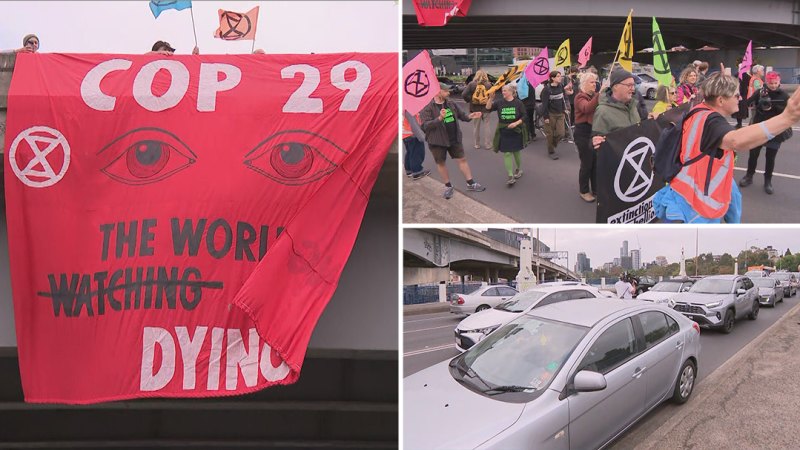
[
  {"left": 517, "top": 72, "right": 530, "bottom": 100},
  {"left": 149, "top": 0, "right": 192, "bottom": 18}
]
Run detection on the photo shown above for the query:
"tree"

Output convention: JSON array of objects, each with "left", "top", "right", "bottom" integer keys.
[{"left": 786, "top": 248, "right": 792, "bottom": 257}]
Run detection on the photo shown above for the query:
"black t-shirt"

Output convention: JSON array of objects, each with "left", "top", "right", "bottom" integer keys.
[
  {"left": 699, "top": 113, "right": 735, "bottom": 158},
  {"left": 489, "top": 98, "right": 527, "bottom": 125},
  {"left": 437, "top": 103, "right": 459, "bottom": 145}
]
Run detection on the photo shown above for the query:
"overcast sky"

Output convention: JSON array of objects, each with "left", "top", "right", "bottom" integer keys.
[
  {"left": 0, "top": 1, "right": 398, "bottom": 54},
  {"left": 504, "top": 228, "right": 799, "bottom": 269}
]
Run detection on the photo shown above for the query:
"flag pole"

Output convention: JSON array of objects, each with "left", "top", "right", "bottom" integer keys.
[
  {"left": 189, "top": 7, "right": 199, "bottom": 48},
  {"left": 605, "top": 9, "right": 633, "bottom": 86},
  {"left": 251, "top": 39, "right": 256, "bottom": 54}
]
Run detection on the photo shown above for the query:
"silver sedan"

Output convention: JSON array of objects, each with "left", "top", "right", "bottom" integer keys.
[{"left": 405, "top": 299, "right": 701, "bottom": 449}]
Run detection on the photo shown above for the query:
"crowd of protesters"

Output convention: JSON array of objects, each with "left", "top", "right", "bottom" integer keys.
[{"left": 404, "top": 57, "right": 800, "bottom": 224}]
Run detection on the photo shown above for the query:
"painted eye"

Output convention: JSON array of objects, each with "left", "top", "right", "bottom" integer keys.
[
  {"left": 97, "top": 128, "right": 196, "bottom": 185},
  {"left": 244, "top": 130, "right": 347, "bottom": 186}
]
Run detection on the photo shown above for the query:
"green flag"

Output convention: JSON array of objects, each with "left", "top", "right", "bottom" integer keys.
[{"left": 652, "top": 17, "right": 672, "bottom": 86}]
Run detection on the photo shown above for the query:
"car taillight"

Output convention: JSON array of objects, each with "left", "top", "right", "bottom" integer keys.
[
  {"left": 457, "top": 296, "right": 465, "bottom": 305},
  {"left": 692, "top": 322, "right": 701, "bottom": 334}
]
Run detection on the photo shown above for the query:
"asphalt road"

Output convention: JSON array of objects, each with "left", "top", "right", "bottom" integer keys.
[
  {"left": 417, "top": 98, "right": 800, "bottom": 223},
  {"left": 403, "top": 293, "right": 800, "bottom": 380}
]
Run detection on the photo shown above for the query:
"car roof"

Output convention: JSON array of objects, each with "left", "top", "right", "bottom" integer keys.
[
  {"left": 523, "top": 283, "right": 599, "bottom": 294},
  {"left": 702, "top": 274, "right": 739, "bottom": 280},
  {"left": 527, "top": 298, "right": 651, "bottom": 327}
]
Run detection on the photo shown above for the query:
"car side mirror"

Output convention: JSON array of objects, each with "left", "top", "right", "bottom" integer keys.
[
  {"left": 737, "top": 288, "right": 746, "bottom": 295},
  {"left": 573, "top": 370, "right": 607, "bottom": 392}
]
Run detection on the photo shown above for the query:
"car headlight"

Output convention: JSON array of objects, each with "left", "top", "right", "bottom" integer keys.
[
  {"left": 706, "top": 300, "right": 723, "bottom": 308},
  {"left": 462, "top": 326, "right": 500, "bottom": 336},
  {"left": 667, "top": 299, "right": 676, "bottom": 308}
]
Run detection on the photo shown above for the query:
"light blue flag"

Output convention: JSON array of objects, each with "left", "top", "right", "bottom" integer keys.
[
  {"left": 517, "top": 72, "right": 530, "bottom": 100},
  {"left": 149, "top": 0, "right": 192, "bottom": 18}
]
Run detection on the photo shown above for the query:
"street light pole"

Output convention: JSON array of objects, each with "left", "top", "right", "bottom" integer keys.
[{"left": 745, "top": 238, "right": 759, "bottom": 271}]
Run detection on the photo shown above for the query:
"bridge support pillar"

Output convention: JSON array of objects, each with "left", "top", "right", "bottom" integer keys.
[
  {"left": 438, "top": 281, "right": 447, "bottom": 303},
  {"left": 601, "top": 277, "right": 606, "bottom": 288}
]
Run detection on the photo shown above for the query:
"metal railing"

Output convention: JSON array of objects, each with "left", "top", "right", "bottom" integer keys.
[{"left": 403, "top": 281, "right": 517, "bottom": 305}]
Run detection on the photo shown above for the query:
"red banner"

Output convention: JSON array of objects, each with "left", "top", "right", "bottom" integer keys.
[
  {"left": 4, "top": 52, "right": 397, "bottom": 404},
  {"left": 411, "top": 0, "right": 471, "bottom": 27}
]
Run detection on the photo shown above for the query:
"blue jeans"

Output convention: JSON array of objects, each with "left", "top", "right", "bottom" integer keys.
[{"left": 403, "top": 136, "right": 425, "bottom": 174}]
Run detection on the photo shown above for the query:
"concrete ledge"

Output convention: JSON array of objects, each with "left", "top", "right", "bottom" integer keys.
[
  {"left": 403, "top": 302, "right": 450, "bottom": 316},
  {"left": 402, "top": 175, "right": 517, "bottom": 224}
]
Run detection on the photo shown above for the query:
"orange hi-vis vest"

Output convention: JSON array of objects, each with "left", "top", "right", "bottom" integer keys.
[
  {"left": 402, "top": 116, "right": 413, "bottom": 139},
  {"left": 670, "top": 104, "right": 735, "bottom": 219},
  {"left": 402, "top": 113, "right": 421, "bottom": 139}
]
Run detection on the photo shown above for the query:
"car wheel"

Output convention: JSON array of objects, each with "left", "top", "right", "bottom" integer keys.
[
  {"left": 748, "top": 301, "right": 759, "bottom": 320},
  {"left": 671, "top": 359, "right": 696, "bottom": 404},
  {"left": 720, "top": 309, "right": 735, "bottom": 334},
  {"left": 647, "top": 88, "right": 656, "bottom": 99},
  {"left": 475, "top": 304, "right": 490, "bottom": 312}
]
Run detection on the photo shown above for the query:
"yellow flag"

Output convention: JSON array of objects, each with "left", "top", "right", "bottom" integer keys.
[
  {"left": 617, "top": 11, "right": 634, "bottom": 71},
  {"left": 487, "top": 61, "right": 529, "bottom": 94},
  {"left": 555, "top": 39, "right": 571, "bottom": 68}
]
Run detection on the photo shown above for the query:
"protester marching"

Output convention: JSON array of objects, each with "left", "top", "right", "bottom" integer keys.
[{"left": 403, "top": 9, "right": 800, "bottom": 224}]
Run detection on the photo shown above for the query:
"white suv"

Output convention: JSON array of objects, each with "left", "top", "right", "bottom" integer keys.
[{"left": 454, "top": 283, "right": 607, "bottom": 351}]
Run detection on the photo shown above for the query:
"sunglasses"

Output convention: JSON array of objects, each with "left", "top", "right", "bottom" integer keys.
[
  {"left": 668, "top": 91, "right": 676, "bottom": 94},
  {"left": 26, "top": 40, "right": 39, "bottom": 46}
]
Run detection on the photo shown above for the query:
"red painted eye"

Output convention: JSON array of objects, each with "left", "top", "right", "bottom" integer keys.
[
  {"left": 127, "top": 140, "right": 170, "bottom": 178},
  {"left": 244, "top": 130, "right": 347, "bottom": 186},
  {"left": 98, "top": 128, "right": 196, "bottom": 185},
  {"left": 270, "top": 142, "right": 313, "bottom": 179}
]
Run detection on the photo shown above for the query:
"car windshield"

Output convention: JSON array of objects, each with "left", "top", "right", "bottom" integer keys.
[
  {"left": 773, "top": 273, "right": 792, "bottom": 281},
  {"left": 745, "top": 271, "right": 763, "bottom": 277},
  {"left": 495, "top": 290, "right": 547, "bottom": 313},
  {"left": 752, "top": 278, "right": 776, "bottom": 288},
  {"left": 689, "top": 278, "right": 733, "bottom": 294},
  {"left": 650, "top": 281, "right": 683, "bottom": 292},
  {"left": 458, "top": 316, "right": 588, "bottom": 391}
]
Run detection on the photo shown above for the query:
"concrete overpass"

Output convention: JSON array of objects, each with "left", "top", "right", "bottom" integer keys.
[
  {"left": 404, "top": 228, "right": 579, "bottom": 285},
  {"left": 403, "top": 0, "right": 800, "bottom": 50}
]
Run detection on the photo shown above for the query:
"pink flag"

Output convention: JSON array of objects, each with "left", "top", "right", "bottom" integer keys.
[
  {"left": 402, "top": 51, "right": 440, "bottom": 115},
  {"left": 523, "top": 47, "right": 550, "bottom": 89},
  {"left": 578, "top": 37, "right": 592, "bottom": 68},
  {"left": 739, "top": 40, "right": 752, "bottom": 80}
]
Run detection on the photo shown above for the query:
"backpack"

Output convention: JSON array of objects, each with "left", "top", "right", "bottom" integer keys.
[
  {"left": 471, "top": 83, "right": 488, "bottom": 105},
  {"left": 653, "top": 107, "right": 713, "bottom": 183}
]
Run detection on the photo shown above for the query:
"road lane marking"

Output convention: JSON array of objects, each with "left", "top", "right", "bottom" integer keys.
[
  {"left": 404, "top": 314, "right": 455, "bottom": 324},
  {"left": 733, "top": 167, "right": 800, "bottom": 180},
  {"left": 403, "top": 325, "right": 454, "bottom": 334},
  {"left": 404, "top": 343, "right": 456, "bottom": 357}
]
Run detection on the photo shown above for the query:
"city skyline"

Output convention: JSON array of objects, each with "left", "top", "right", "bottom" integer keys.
[{"left": 527, "top": 228, "right": 799, "bottom": 271}]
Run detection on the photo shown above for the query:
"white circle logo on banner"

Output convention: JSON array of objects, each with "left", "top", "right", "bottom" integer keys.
[
  {"left": 614, "top": 136, "right": 655, "bottom": 202},
  {"left": 8, "top": 126, "right": 71, "bottom": 188}
]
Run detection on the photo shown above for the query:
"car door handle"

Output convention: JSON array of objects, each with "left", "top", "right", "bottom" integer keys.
[
  {"left": 675, "top": 341, "right": 684, "bottom": 350},
  {"left": 632, "top": 367, "right": 646, "bottom": 379}
]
